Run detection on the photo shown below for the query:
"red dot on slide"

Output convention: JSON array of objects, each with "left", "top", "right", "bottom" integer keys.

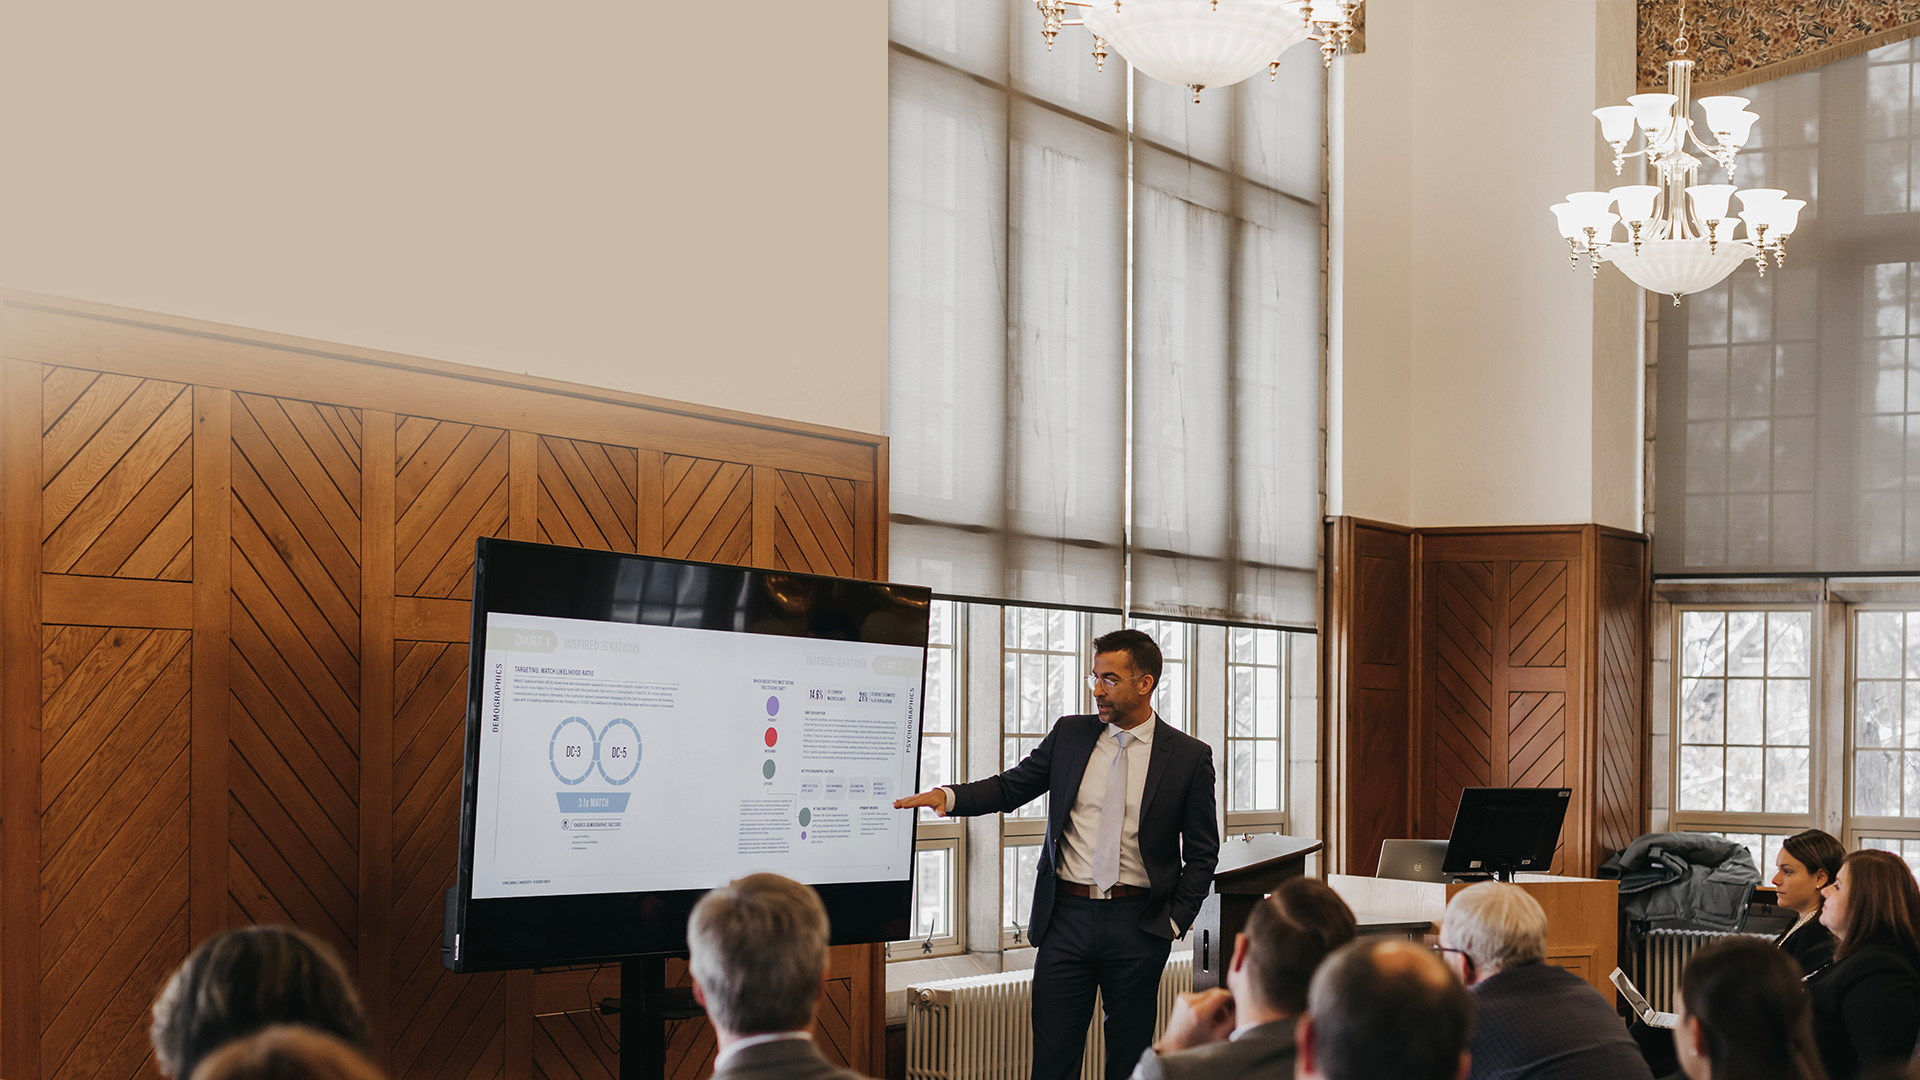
[{"left": 765, "top": 727, "right": 778, "bottom": 747}]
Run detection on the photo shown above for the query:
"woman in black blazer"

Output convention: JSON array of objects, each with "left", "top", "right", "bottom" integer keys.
[
  {"left": 1807, "top": 848, "right": 1920, "bottom": 1080},
  {"left": 1774, "top": 829, "right": 1845, "bottom": 973}
]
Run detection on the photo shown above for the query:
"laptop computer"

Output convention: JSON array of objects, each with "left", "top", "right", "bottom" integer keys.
[
  {"left": 1376, "top": 839, "right": 1453, "bottom": 883},
  {"left": 1610, "top": 968, "right": 1678, "bottom": 1029}
]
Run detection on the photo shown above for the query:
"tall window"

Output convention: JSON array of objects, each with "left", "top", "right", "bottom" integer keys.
[
  {"left": 1001, "top": 606, "right": 1082, "bottom": 945},
  {"left": 1670, "top": 609, "right": 1815, "bottom": 870},
  {"left": 1226, "top": 626, "right": 1285, "bottom": 832},
  {"left": 895, "top": 600, "right": 964, "bottom": 957},
  {"left": 1129, "top": 616, "right": 1190, "bottom": 731},
  {"left": 1853, "top": 611, "right": 1920, "bottom": 845}
]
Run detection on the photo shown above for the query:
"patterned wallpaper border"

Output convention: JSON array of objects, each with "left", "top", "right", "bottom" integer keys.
[{"left": 1639, "top": 0, "right": 1920, "bottom": 94}]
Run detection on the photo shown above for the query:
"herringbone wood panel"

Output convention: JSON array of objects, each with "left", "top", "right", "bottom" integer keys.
[
  {"left": 538, "top": 436, "right": 638, "bottom": 553},
  {"left": 771, "top": 470, "right": 856, "bottom": 577},
  {"left": 1431, "top": 562, "right": 1495, "bottom": 835},
  {"left": 1508, "top": 562, "right": 1568, "bottom": 668},
  {"left": 42, "top": 369, "right": 193, "bottom": 580},
  {"left": 662, "top": 456, "right": 751, "bottom": 565},
  {"left": 395, "top": 418, "right": 508, "bottom": 598},
  {"left": 229, "top": 394, "right": 362, "bottom": 967},
  {"left": 534, "top": 1013, "right": 620, "bottom": 1080},
  {"left": 39, "top": 626, "right": 192, "bottom": 1080},
  {"left": 1596, "top": 556, "right": 1645, "bottom": 863},
  {"left": 390, "top": 640, "right": 505, "bottom": 1080}
]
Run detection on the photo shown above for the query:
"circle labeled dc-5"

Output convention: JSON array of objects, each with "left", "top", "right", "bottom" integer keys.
[
  {"left": 597, "top": 718, "right": 642, "bottom": 785},
  {"left": 549, "top": 717, "right": 595, "bottom": 785}
]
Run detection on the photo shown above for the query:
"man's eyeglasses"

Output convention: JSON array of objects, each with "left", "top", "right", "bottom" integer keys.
[{"left": 1084, "top": 673, "right": 1144, "bottom": 691}]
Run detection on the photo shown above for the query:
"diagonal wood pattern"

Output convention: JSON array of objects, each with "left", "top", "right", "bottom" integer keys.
[
  {"left": 42, "top": 369, "right": 193, "bottom": 580},
  {"left": 390, "top": 640, "right": 505, "bottom": 1080},
  {"left": 534, "top": 1013, "right": 620, "bottom": 1080},
  {"left": 1431, "top": 562, "right": 1495, "bottom": 835},
  {"left": 1596, "top": 556, "right": 1645, "bottom": 863},
  {"left": 39, "top": 626, "right": 192, "bottom": 1080},
  {"left": 228, "top": 394, "right": 362, "bottom": 967},
  {"left": 662, "top": 456, "right": 751, "bottom": 565},
  {"left": 771, "top": 470, "right": 856, "bottom": 577},
  {"left": 538, "top": 436, "right": 638, "bottom": 553},
  {"left": 1508, "top": 561, "right": 1568, "bottom": 668},
  {"left": 395, "top": 419, "right": 508, "bottom": 598}
]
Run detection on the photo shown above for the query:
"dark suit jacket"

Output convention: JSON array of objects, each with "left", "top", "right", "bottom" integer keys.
[
  {"left": 1129, "top": 1019, "right": 1296, "bottom": 1080},
  {"left": 1808, "top": 942, "right": 1920, "bottom": 1080},
  {"left": 1779, "top": 916, "right": 1837, "bottom": 974},
  {"left": 707, "top": 1037, "right": 868, "bottom": 1080},
  {"left": 947, "top": 714, "right": 1219, "bottom": 945},
  {"left": 1466, "top": 963, "right": 1653, "bottom": 1080}
]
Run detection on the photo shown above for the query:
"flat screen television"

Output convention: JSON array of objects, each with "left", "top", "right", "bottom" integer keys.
[
  {"left": 444, "top": 538, "right": 931, "bottom": 972},
  {"left": 1439, "top": 787, "right": 1572, "bottom": 880}
]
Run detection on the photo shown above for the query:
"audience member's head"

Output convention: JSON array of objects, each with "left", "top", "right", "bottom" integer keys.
[
  {"left": 1774, "top": 829, "right": 1847, "bottom": 915},
  {"left": 188, "top": 1026, "right": 383, "bottom": 1080},
  {"left": 1673, "top": 936, "right": 1825, "bottom": 1080},
  {"left": 1438, "top": 882, "right": 1547, "bottom": 986},
  {"left": 151, "top": 926, "right": 368, "bottom": 1080},
  {"left": 1297, "top": 938, "right": 1474, "bottom": 1080},
  {"left": 1823, "top": 849, "right": 1920, "bottom": 967},
  {"left": 1231, "top": 877, "right": 1359, "bottom": 1018},
  {"left": 687, "top": 873, "right": 830, "bottom": 1038}
]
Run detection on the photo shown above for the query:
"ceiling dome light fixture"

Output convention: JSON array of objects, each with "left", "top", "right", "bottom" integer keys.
[
  {"left": 1549, "top": 3, "right": 1802, "bottom": 304},
  {"left": 1034, "top": 0, "right": 1362, "bottom": 103}
]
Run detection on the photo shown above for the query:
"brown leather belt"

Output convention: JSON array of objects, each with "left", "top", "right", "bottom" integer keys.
[{"left": 1060, "top": 881, "right": 1149, "bottom": 899}]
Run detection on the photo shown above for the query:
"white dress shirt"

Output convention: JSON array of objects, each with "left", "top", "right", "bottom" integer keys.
[{"left": 712, "top": 1031, "right": 813, "bottom": 1071}]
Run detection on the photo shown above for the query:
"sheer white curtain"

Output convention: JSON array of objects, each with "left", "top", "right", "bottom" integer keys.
[
  {"left": 890, "top": 0, "right": 1322, "bottom": 625},
  {"left": 1657, "top": 40, "right": 1920, "bottom": 574}
]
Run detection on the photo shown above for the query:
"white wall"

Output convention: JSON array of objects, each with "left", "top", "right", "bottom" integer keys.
[
  {"left": 1330, "top": 0, "right": 1642, "bottom": 530},
  {"left": 0, "top": 2, "right": 888, "bottom": 434}
]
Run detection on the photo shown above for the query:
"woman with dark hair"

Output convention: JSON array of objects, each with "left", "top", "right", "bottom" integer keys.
[
  {"left": 1672, "top": 936, "right": 1827, "bottom": 1080},
  {"left": 149, "top": 926, "right": 369, "bottom": 1080},
  {"left": 1775, "top": 829, "right": 1847, "bottom": 973},
  {"left": 1808, "top": 849, "right": 1920, "bottom": 1080}
]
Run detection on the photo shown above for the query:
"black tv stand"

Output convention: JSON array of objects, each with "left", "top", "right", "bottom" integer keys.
[{"left": 598, "top": 954, "right": 706, "bottom": 1080}]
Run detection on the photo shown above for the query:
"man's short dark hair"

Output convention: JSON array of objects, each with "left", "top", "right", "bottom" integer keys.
[
  {"left": 149, "top": 925, "right": 369, "bottom": 1080},
  {"left": 1244, "top": 878, "right": 1358, "bottom": 1014},
  {"left": 1093, "top": 628, "right": 1162, "bottom": 686},
  {"left": 1307, "top": 938, "right": 1475, "bottom": 1080}
]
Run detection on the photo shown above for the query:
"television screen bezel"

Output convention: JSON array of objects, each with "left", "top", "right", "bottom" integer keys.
[
  {"left": 1439, "top": 786, "right": 1572, "bottom": 876},
  {"left": 447, "top": 537, "right": 929, "bottom": 973}
]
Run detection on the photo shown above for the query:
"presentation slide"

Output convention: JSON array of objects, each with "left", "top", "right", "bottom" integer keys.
[{"left": 468, "top": 614, "right": 925, "bottom": 900}]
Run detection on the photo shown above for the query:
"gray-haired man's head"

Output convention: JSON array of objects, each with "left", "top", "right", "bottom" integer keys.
[{"left": 687, "top": 873, "right": 831, "bottom": 1036}]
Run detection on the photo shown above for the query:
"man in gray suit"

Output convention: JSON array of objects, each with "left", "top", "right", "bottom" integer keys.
[
  {"left": 688, "top": 873, "right": 865, "bottom": 1080},
  {"left": 1131, "top": 877, "right": 1357, "bottom": 1080}
]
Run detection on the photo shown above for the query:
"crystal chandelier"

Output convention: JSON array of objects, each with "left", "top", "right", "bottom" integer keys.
[
  {"left": 1549, "top": 12, "right": 1803, "bottom": 305},
  {"left": 1032, "top": 0, "right": 1363, "bottom": 102}
]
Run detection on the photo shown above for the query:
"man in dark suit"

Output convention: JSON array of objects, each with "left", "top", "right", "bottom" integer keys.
[
  {"left": 686, "top": 873, "right": 866, "bottom": 1080},
  {"left": 894, "top": 629, "right": 1221, "bottom": 1080},
  {"left": 1438, "top": 883, "right": 1651, "bottom": 1080},
  {"left": 1130, "top": 877, "right": 1357, "bottom": 1080}
]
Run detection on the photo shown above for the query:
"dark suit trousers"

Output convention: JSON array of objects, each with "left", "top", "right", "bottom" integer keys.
[{"left": 1031, "top": 893, "right": 1171, "bottom": 1080}]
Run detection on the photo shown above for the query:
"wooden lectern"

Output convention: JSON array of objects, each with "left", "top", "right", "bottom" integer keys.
[{"left": 1190, "top": 834, "right": 1323, "bottom": 991}]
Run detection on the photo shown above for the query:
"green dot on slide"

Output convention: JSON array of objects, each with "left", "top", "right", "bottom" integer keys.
[
  {"left": 799, "top": 808, "right": 811, "bottom": 826},
  {"left": 763, "top": 759, "right": 776, "bottom": 779}
]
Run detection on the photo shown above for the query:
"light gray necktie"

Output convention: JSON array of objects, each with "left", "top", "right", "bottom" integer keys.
[{"left": 1091, "top": 729, "right": 1131, "bottom": 894}]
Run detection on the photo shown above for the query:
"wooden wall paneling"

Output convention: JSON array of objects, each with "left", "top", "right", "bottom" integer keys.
[
  {"left": 394, "top": 418, "right": 509, "bottom": 599},
  {"left": 0, "top": 357, "right": 41, "bottom": 1080},
  {"left": 227, "top": 393, "right": 363, "bottom": 965},
  {"left": 41, "top": 370, "right": 193, "bottom": 581},
  {"left": 662, "top": 456, "right": 752, "bottom": 567},
  {"left": 191, "top": 390, "right": 231, "bottom": 947},
  {"left": 636, "top": 451, "right": 665, "bottom": 557},
  {"left": 1590, "top": 529, "right": 1649, "bottom": 867},
  {"left": 536, "top": 435, "right": 639, "bottom": 554},
  {"left": 39, "top": 626, "right": 193, "bottom": 1080},
  {"left": 769, "top": 469, "right": 857, "bottom": 578},
  {"left": 1323, "top": 518, "right": 1414, "bottom": 875},
  {"left": 1422, "top": 559, "right": 1496, "bottom": 840},
  {"left": 361, "top": 412, "right": 397, "bottom": 1071}
]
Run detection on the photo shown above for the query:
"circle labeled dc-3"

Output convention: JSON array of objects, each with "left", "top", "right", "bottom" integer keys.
[
  {"left": 597, "top": 718, "right": 642, "bottom": 785},
  {"left": 549, "top": 717, "right": 596, "bottom": 785}
]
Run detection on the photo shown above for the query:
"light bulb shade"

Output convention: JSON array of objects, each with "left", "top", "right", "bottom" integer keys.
[
  {"left": 1737, "top": 188, "right": 1787, "bottom": 210},
  {"left": 1567, "top": 190, "right": 1616, "bottom": 212},
  {"left": 1686, "top": 184, "right": 1738, "bottom": 222},
  {"left": 1549, "top": 202, "right": 1584, "bottom": 240},
  {"left": 1629, "top": 93, "right": 1678, "bottom": 133},
  {"left": 1594, "top": 105, "right": 1639, "bottom": 146},
  {"left": 1696, "top": 95, "right": 1752, "bottom": 134},
  {"left": 1737, "top": 210, "right": 1769, "bottom": 241},
  {"left": 1718, "top": 111, "right": 1760, "bottom": 147},
  {"left": 1084, "top": 0, "right": 1311, "bottom": 92},
  {"left": 1308, "top": 0, "right": 1343, "bottom": 17},
  {"left": 1610, "top": 185, "right": 1661, "bottom": 223},
  {"left": 1769, "top": 198, "right": 1807, "bottom": 236},
  {"left": 1586, "top": 211, "right": 1622, "bottom": 244},
  {"left": 1600, "top": 238, "right": 1758, "bottom": 297}
]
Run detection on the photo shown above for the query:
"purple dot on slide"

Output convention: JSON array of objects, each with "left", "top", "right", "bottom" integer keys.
[
  {"left": 800, "top": 831, "right": 807, "bottom": 840},
  {"left": 767, "top": 696, "right": 780, "bottom": 716}
]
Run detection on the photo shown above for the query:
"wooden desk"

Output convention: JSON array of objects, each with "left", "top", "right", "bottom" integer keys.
[{"left": 1328, "top": 874, "right": 1618, "bottom": 999}]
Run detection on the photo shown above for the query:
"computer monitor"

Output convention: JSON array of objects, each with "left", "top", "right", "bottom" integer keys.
[
  {"left": 1440, "top": 787, "right": 1571, "bottom": 881},
  {"left": 1377, "top": 839, "right": 1452, "bottom": 883}
]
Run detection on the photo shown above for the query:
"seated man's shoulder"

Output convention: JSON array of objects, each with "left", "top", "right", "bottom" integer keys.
[{"left": 1134, "top": 1024, "right": 1296, "bottom": 1080}]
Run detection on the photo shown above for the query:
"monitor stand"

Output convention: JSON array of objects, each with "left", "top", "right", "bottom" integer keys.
[{"left": 601, "top": 954, "right": 705, "bottom": 1080}]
